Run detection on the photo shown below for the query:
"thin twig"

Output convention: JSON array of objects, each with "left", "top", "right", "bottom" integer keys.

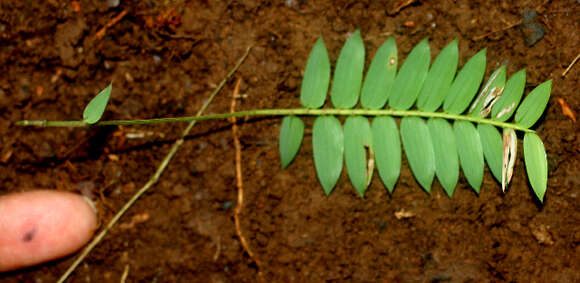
[
  {"left": 229, "top": 78, "right": 263, "bottom": 278},
  {"left": 95, "top": 10, "right": 128, "bottom": 41},
  {"left": 388, "top": 0, "right": 418, "bottom": 15},
  {"left": 473, "top": 20, "right": 522, "bottom": 41},
  {"left": 56, "top": 46, "right": 251, "bottom": 283},
  {"left": 119, "top": 264, "right": 130, "bottom": 283},
  {"left": 562, "top": 52, "right": 580, "bottom": 77}
]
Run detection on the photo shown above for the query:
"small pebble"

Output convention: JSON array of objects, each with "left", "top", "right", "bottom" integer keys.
[
  {"left": 106, "top": 0, "right": 120, "bottom": 8},
  {"left": 521, "top": 10, "right": 546, "bottom": 46},
  {"left": 153, "top": 55, "right": 162, "bottom": 65},
  {"left": 221, "top": 201, "right": 233, "bottom": 210}
]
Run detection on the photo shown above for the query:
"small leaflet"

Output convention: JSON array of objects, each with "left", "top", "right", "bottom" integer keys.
[
  {"left": 300, "top": 37, "right": 330, "bottom": 109},
  {"left": 523, "top": 132, "right": 548, "bottom": 202},
  {"left": 83, "top": 83, "right": 112, "bottom": 124}
]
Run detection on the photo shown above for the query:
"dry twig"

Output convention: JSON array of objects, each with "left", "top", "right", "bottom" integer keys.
[
  {"left": 230, "top": 78, "right": 263, "bottom": 278},
  {"left": 119, "top": 264, "right": 130, "bottom": 283},
  {"left": 95, "top": 10, "right": 128, "bottom": 41},
  {"left": 473, "top": 20, "right": 522, "bottom": 41},
  {"left": 562, "top": 52, "right": 580, "bottom": 77}
]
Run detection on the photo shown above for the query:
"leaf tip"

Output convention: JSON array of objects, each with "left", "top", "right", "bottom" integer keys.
[
  {"left": 477, "top": 48, "right": 487, "bottom": 57},
  {"left": 323, "top": 185, "right": 334, "bottom": 196}
]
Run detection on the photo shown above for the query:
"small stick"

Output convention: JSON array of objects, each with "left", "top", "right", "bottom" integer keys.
[
  {"left": 562, "top": 52, "right": 580, "bottom": 77},
  {"left": 95, "top": 10, "right": 128, "bottom": 41},
  {"left": 230, "top": 78, "right": 263, "bottom": 278},
  {"left": 473, "top": 20, "right": 521, "bottom": 41},
  {"left": 119, "top": 264, "right": 130, "bottom": 283},
  {"left": 56, "top": 46, "right": 251, "bottom": 283},
  {"left": 388, "top": 0, "right": 418, "bottom": 15}
]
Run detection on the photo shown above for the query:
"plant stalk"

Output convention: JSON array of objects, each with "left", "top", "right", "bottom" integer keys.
[{"left": 17, "top": 108, "right": 535, "bottom": 133}]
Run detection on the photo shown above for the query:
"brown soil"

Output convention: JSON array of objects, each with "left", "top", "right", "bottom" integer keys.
[{"left": 1, "top": 1, "right": 579, "bottom": 282}]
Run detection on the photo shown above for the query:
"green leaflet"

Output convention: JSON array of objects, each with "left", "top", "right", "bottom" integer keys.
[
  {"left": 417, "top": 39, "right": 458, "bottom": 112},
  {"left": 83, "top": 83, "right": 112, "bottom": 124},
  {"left": 361, "top": 36, "right": 397, "bottom": 109},
  {"left": 454, "top": 121, "right": 484, "bottom": 193},
  {"left": 515, "top": 80, "right": 552, "bottom": 128},
  {"left": 427, "top": 118, "right": 459, "bottom": 197},
  {"left": 371, "top": 116, "right": 401, "bottom": 193},
  {"left": 313, "top": 116, "right": 344, "bottom": 195},
  {"left": 331, "top": 30, "right": 365, "bottom": 109},
  {"left": 523, "top": 132, "right": 548, "bottom": 202},
  {"left": 389, "top": 38, "right": 430, "bottom": 110},
  {"left": 344, "top": 116, "right": 373, "bottom": 197},
  {"left": 443, "top": 49, "right": 487, "bottom": 114},
  {"left": 279, "top": 116, "right": 305, "bottom": 168},
  {"left": 300, "top": 37, "right": 330, "bottom": 109},
  {"left": 400, "top": 117, "right": 435, "bottom": 192},
  {"left": 492, "top": 69, "right": 526, "bottom": 121},
  {"left": 469, "top": 65, "right": 506, "bottom": 117},
  {"left": 477, "top": 124, "right": 502, "bottom": 183}
]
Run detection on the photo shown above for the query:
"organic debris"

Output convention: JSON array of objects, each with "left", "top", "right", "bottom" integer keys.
[{"left": 556, "top": 98, "right": 576, "bottom": 122}]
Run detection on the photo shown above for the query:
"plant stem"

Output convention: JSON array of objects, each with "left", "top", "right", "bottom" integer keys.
[{"left": 17, "top": 108, "right": 535, "bottom": 133}]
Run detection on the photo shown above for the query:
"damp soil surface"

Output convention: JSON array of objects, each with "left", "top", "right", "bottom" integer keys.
[{"left": 1, "top": 1, "right": 579, "bottom": 282}]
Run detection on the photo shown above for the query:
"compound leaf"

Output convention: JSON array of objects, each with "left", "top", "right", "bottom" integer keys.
[{"left": 283, "top": 33, "right": 553, "bottom": 201}]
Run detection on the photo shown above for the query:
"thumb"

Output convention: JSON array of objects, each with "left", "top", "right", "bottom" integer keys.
[{"left": 0, "top": 190, "right": 98, "bottom": 272}]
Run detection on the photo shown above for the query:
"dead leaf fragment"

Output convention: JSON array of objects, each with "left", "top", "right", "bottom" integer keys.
[
  {"left": 530, "top": 224, "right": 554, "bottom": 245},
  {"left": 395, "top": 209, "right": 416, "bottom": 219},
  {"left": 0, "top": 150, "right": 13, "bottom": 163},
  {"left": 120, "top": 212, "right": 150, "bottom": 229},
  {"left": 502, "top": 128, "right": 517, "bottom": 193},
  {"left": 403, "top": 21, "right": 416, "bottom": 28},
  {"left": 556, "top": 98, "right": 576, "bottom": 122},
  {"left": 71, "top": 1, "right": 81, "bottom": 13}
]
